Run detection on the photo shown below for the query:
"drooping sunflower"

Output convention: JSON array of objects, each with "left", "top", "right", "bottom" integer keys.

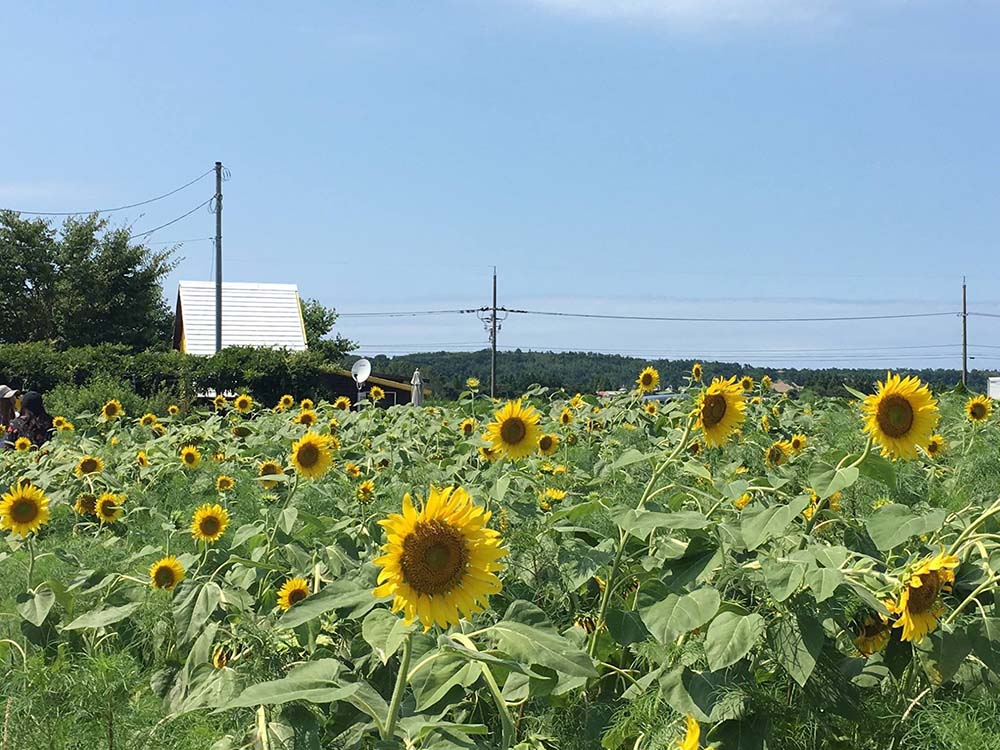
[
  {"left": 761, "top": 415, "right": 771, "bottom": 432},
  {"left": 139, "top": 412, "right": 158, "bottom": 427},
  {"left": 213, "top": 395, "right": 227, "bottom": 410},
  {"left": 101, "top": 399, "right": 123, "bottom": 420},
  {"left": 0, "top": 482, "right": 50, "bottom": 537},
  {"left": 257, "top": 460, "right": 285, "bottom": 489},
  {"left": 761, "top": 374, "right": 773, "bottom": 390},
  {"left": 333, "top": 396, "right": 351, "bottom": 411},
  {"left": 466, "top": 377, "right": 480, "bottom": 391},
  {"left": 861, "top": 373, "right": 939, "bottom": 460},
  {"left": 300, "top": 398, "right": 314, "bottom": 410},
  {"left": 734, "top": 492, "right": 752, "bottom": 510},
  {"left": 459, "top": 418, "right": 477, "bottom": 437},
  {"left": 14, "top": 437, "right": 31, "bottom": 452},
  {"left": 356, "top": 479, "right": 376, "bottom": 502},
  {"left": 538, "top": 433, "right": 560, "bottom": 456},
  {"left": 636, "top": 366, "right": 660, "bottom": 394},
  {"left": 234, "top": 394, "right": 254, "bottom": 414},
  {"left": 925, "top": 434, "right": 946, "bottom": 458},
  {"left": 290, "top": 432, "right": 333, "bottom": 479},
  {"left": 765, "top": 440, "right": 793, "bottom": 467},
  {"left": 369, "top": 385, "right": 385, "bottom": 403},
  {"left": 180, "top": 445, "right": 202, "bottom": 469},
  {"left": 695, "top": 376, "right": 747, "bottom": 448},
  {"left": 344, "top": 462, "right": 361, "bottom": 479},
  {"left": 191, "top": 503, "right": 230, "bottom": 543},
  {"left": 73, "top": 493, "right": 97, "bottom": 516},
  {"left": 543, "top": 487, "right": 567, "bottom": 501},
  {"left": 965, "top": 394, "right": 992, "bottom": 424},
  {"left": 691, "top": 362, "right": 703, "bottom": 382},
  {"left": 677, "top": 715, "right": 700, "bottom": 750},
  {"left": 75, "top": 455, "right": 104, "bottom": 478},
  {"left": 478, "top": 444, "right": 499, "bottom": 462},
  {"left": 136, "top": 451, "right": 149, "bottom": 468},
  {"left": 167, "top": 404, "right": 180, "bottom": 416},
  {"left": 328, "top": 418, "right": 339, "bottom": 433},
  {"left": 854, "top": 613, "right": 891, "bottom": 655},
  {"left": 277, "top": 577, "right": 311, "bottom": 610},
  {"left": 484, "top": 400, "right": 542, "bottom": 460},
  {"left": 790, "top": 433, "right": 808, "bottom": 453},
  {"left": 149, "top": 556, "right": 185, "bottom": 591},
  {"left": 890, "top": 552, "right": 959, "bottom": 642},
  {"left": 276, "top": 394, "right": 295, "bottom": 411},
  {"left": 58, "top": 420, "right": 75, "bottom": 432},
  {"left": 750, "top": 395, "right": 762, "bottom": 406},
  {"left": 373, "top": 486, "right": 508, "bottom": 630},
  {"left": 152, "top": 423, "right": 166, "bottom": 437},
  {"left": 294, "top": 409, "right": 318, "bottom": 427},
  {"left": 569, "top": 393, "right": 585, "bottom": 409},
  {"left": 95, "top": 492, "right": 125, "bottom": 524},
  {"left": 216, "top": 475, "right": 235, "bottom": 492}
]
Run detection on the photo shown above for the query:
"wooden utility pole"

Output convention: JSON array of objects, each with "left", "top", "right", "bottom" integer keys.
[
  {"left": 215, "top": 161, "right": 223, "bottom": 354},
  {"left": 490, "top": 267, "right": 498, "bottom": 398},
  {"left": 962, "top": 276, "right": 968, "bottom": 386}
]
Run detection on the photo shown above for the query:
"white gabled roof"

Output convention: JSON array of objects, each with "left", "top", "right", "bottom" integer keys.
[{"left": 174, "top": 281, "right": 308, "bottom": 356}]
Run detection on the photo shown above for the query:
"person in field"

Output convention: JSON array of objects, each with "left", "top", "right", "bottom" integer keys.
[
  {"left": 0, "top": 385, "right": 18, "bottom": 428},
  {"left": 3, "top": 390, "right": 53, "bottom": 450}
]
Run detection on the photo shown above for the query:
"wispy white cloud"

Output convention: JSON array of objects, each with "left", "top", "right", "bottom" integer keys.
[{"left": 526, "top": 0, "right": 850, "bottom": 28}]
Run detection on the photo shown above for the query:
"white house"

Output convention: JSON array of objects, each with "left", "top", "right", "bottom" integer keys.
[
  {"left": 988, "top": 377, "right": 1000, "bottom": 400},
  {"left": 172, "top": 281, "right": 308, "bottom": 356}
]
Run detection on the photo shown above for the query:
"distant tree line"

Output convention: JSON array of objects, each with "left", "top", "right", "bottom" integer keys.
[{"left": 365, "top": 349, "right": 992, "bottom": 400}]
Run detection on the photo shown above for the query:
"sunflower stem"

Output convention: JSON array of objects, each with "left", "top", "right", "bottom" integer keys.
[
  {"left": 26, "top": 536, "right": 35, "bottom": 590},
  {"left": 452, "top": 633, "right": 516, "bottom": 749},
  {"left": 382, "top": 631, "right": 413, "bottom": 740}
]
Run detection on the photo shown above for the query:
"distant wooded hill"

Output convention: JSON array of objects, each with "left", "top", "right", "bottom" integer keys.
[{"left": 359, "top": 349, "right": 988, "bottom": 400}]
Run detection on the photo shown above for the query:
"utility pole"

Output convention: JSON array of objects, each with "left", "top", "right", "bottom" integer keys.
[
  {"left": 962, "top": 276, "right": 968, "bottom": 386},
  {"left": 491, "top": 267, "right": 498, "bottom": 399},
  {"left": 215, "top": 161, "right": 223, "bottom": 354}
]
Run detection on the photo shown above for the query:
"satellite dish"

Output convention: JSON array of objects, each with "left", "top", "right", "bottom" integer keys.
[{"left": 351, "top": 358, "right": 372, "bottom": 385}]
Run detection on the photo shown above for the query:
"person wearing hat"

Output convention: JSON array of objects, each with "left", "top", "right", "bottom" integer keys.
[
  {"left": 0, "top": 385, "right": 18, "bottom": 429},
  {"left": 3, "top": 390, "right": 52, "bottom": 450}
]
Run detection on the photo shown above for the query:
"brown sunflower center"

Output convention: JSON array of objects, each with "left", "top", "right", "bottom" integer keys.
[
  {"left": 767, "top": 446, "right": 785, "bottom": 464},
  {"left": 640, "top": 373, "right": 653, "bottom": 387},
  {"left": 561, "top": 413, "right": 570, "bottom": 423},
  {"left": 77, "top": 495, "right": 96, "bottom": 514},
  {"left": 105, "top": 405, "right": 118, "bottom": 417},
  {"left": 970, "top": 402, "right": 987, "bottom": 420},
  {"left": 296, "top": 443, "right": 319, "bottom": 468},
  {"left": 928, "top": 441, "right": 940, "bottom": 453},
  {"left": 792, "top": 438, "right": 803, "bottom": 450},
  {"left": 288, "top": 587, "right": 308, "bottom": 605},
  {"left": 500, "top": 417, "right": 527, "bottom": 445},
  {"left": 539, "top": 435, "right": 554, "bottom": 451},
  {"left": 154, "top": 565, "right": 176, "bottom": 588},
  {"left": 400, "top": 520, "right": 470, "bottom": 596},
  {"left": 199, "top": 516, "right": 222, "bottom": 537},
  {"left": 876, "top": 395, "right": 915, "bottom": 438},
  {"left": 184, "top": 451, "right": 197, "bottom": 464},
  {"left": 858, "top": 617, "right": 886, "bottom": 638},
  {"left": 98, "top": 499, "right": 118, "bottom": 518},
  {"left": 907, "top": 570, "right": 944, "bottom": 615},
  {"left": 10, "top": 498, "right": 39, "bottom": 524},
  {"left": 701, "top": 394, "right": 728, "bottom": 428},
  {"left": 80, "top": 458, "right": 99, "bottom": 473}
]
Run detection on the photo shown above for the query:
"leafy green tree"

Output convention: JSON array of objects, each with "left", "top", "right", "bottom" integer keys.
[{"left": 300, "top": 297, "right": 355, "bottom": 360}]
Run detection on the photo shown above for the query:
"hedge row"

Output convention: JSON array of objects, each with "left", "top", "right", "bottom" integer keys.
[{"left": 0, "top": 342, "right": 347, "bottom": 405}]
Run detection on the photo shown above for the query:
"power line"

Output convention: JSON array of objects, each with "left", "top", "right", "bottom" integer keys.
[
  {"left": 131, "top": 197, "right": 214, "bottom": 238},
  {"left": 500, "top": 307, "right": 960, "bottom": 323},
  {"left": 2, "top": 168, "right": 214, "bottom": 216},
  {"left": 141, "top": 236, "right": 215, "bottom": 246},
  {"left": 339, "top": 308, "right": 483, "bottom": 318}
]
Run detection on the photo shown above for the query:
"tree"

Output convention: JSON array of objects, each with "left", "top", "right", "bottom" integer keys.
[
  {"left": 300, "top": 297, "right": 356, "bottom": 360},
  {"left": 0, "top": 211, "right": 176, "bottom": 350}
]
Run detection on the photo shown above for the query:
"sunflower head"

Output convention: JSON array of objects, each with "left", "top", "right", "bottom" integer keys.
[
  {"left": 369, "top": 386, "right": 385, "bottom": 403},
  {"left": 58, "top": 420, "right": 75, "bottom": 432},
  {"left": 466, "top": 377, "right": 480, "bottom": 391},
  {"left": 278, "top": 577, "right": 311, "bottom": 610},
  {"left": 538, "top": 433, "right": 560, "bottom": 456},
  {"left": 926, "top": 434, "right": 945, "bottom": 457},
  {"left": 686, "top": 440, "right": 702, "bottom": 457},
  {"left": 333, "top": 396, "right": 351, "bottom": 411},
  {"left": 278, "top": 394, "right": 295, "bottom": 410},
  {"left": 478, "top": 444, "right": 499, "bottom": 463},
  {"left": 257, "top": 460, "right": 285, "bottom": 489},
  {"left": 52, "top": 416, "right": 66, "bottom": 429},
  {"left": 891, "top": 552, "right": 959, "bottom": 642},
  {"left": 167, "top": 404, "right": 180, "bottom": 416},
  {"left": 373, "top": 486, "right": 508, "bottom": 630},
  {"left": 695, "top": 377, "right": 747, "bottom": 448},
  {"left": 559, "top": 408, "right": 574, "bottom": 426},
  {"left": 75, "top": 454, "right": 104, "bottom": 477},
  {"left": 101, "top": 399, "right": 123, "bottom": 420},
  {"left": 136, "top": 451, "right": 149, "bottom": 468},
  {"left": 291, "top": 432, "right": 334, "bottom": 479},
  {"left": 150, "top": 556, "right": 185, "bottom": 591},
  {"left": 854, "top": 613, "right": 890, "bottom": 655},
  {"left": 0, "top": 482, "right": 50, "bottom": 537},
  {"left": 213, "top": 395, "right": 228, "bottom": 410},
  {"left": 460, "top": 418, "right": 477, "bottom": 437},
  {"left": 543, "top": 487, "right": 567, "bottom": 501},
  {"left": 344, "top": 462, "right": 361, "bottom": 479},
  {"left": 790, "top": 433, "right": 808, "bottom": 452},
  {"left": 761, "top": 374, "right": 773, "bottom": 390},
  {"left": 295, "top": 409, "right": 318, "bottom": 427},
  {"left": 216, "top": 475, "right": 235, "bottom": 492},
  {"left": 484, "top": 400, "right": 542, "bottom": 460},
  {"left": 734, "top": 492, "right": 752, "bottom": 510},
  {"left": 234, "top": 394, "right": 254, "bottom": 414},
  {"left": 299, "top": 398, "right": 314, "bottom": 411},
  {"left": 636, "top": 366, "right": 660, "bottom": 394},
  {"left": 180, "top": 445, "right": 202, "bottom": 469},
  {"left": 569, "top": 393, "right": 585, "bottom": 410},
  {"left": 765, "top": 440, "right": 793, "bottom": 467},
  {"left": 95, "top": 492, "right": 125, "bottom": 524},
  {"left": 356, "top": 479, "right": 376, "bottom": 502},
  {"left": 862, "top": 373, "right": 939, "bottom": 460},
  {"left": 139, "top": 412, "right": 158, "bottom": 427},
  {"left": 14, "top": 437, "right": 32, "bottom": 452},
  {"left": 691, "top": 363, "right": 703, "bottom": 382},
  {"left": 965, "top": 394, "right": 992, "bottom": 424},
  {"left": 192, "top": 503, "right": 230, "bottom": 543},
  {"left": 740, "top": 375, "right": 754, "bottom": 391},
  {"left": 73, "top": 493, "right": 97, "bottom": 516}
]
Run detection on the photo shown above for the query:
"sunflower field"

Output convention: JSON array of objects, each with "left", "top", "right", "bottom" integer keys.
[{"left": 3, "top": 372, "right": 1000, "bottom": 750}]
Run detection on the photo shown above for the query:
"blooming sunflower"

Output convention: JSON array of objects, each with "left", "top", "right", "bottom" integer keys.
[
  {"left": 636, "top": 366, "right": 660, "bottom": 394},
  {"left": 373, "top": 486, "right": 508, "bottom": 630},
  {"left": 149, "top": 556, "right": 185, "bottom": 591},
  {"left": 761, "top": 374, "right": 773, "bottom": 390},
  {"left": 294, "top": 409, "right": 318, "bottom": 427},
  {"left": 139, "top": 412, "right": 158, "bottom": 427},
  {"left": 213, "top": 395, "right": 227, "bottom": 410},
  {"left": 291, "top": 432, "right": 333, "bottom": 479},
  {"left": 695, "top": 376, "right": 747, "bottom": 448},
  {"left": 485, "top": 400, "right": 542, "bottom": 460},
  {"left": 559, "top": 408, "right": 573, "bottom": 425},
  {"left": 466, "top": 377, "right": 480, "bottom": 391},
  {"left": 0, "top": 482, "right": 50, "bottom": 537},
  {"left": 369, "top": 385, "right": 385, "bottom": 403},
  {"left": 569, "top": 393, "right": 585, "bottom": 409},
  {"left": 965, "top": 394, "right": 992, "bottom": 424},
  {"left": 299, "top": 398, "right": 314, "bottom": 410},
  {"left": 180, "top": 445, "right": 202, "bottom": 469},
  {"left": 854, "top": 613, "right": 891, "bottom": 655},
  {"left": 357, "top": 479, "right": 376, "bottom": 502},
  {"left": 234, "top": 394, "right": 254, "bottom": 414},
  {"left": 765, "top": 440, "right": 793, "bottom": 467},
  {"left": 890, "top": 552, "right": 959, "bottom": 643},
  {"left": 460, "top": 418, "right": 477, "bottom": 437},
  {"left": 677, "top": 715, "right": 700, "bottom": 750},
  {"left": 478, "top": 444, "right": 499, "bottom": 462},
  {"left": 538, "top": 433, "right": 560, "bottom": 456},
  {"left": 58, "top": 420, "right": 75, "bottom": 432},
  {"left": 14, "top": 437, "right": 31, "bottom": 452},
  {"left": 862, "top": 373, "right": 939, "bottom": 460},
  {"left": 136, "top": 451, "right": 149, "bottom": 468},
  {"left": 101, "top": 399, "right": 123, "bottom": 420},
  {"left": 740, "top": 375, "right": 754, "bottom": 391},
  {"left": 333, "top": 396, "right": 351, "bottom": 411},
  {"left": 543, "top": 487, "right": 567, "bottom": 501},
  {"left": 344, "top": 462, "right": 361, "bottom": 479},
  {"left": 167, "top": 404, "right": 180, "bottom": 416},
  {"left": 691, "top": 363, "right": 703, "bottom": 382},
  {"left": 257, "top": 460, "right": 285, "bottom": 489},
  {"left": 191, "top": 503, "right": 230, "bottom": 543},
  {"left": 925, "top": 434, "right": 945, "bottom": 458},
  {"left": 75, "top": 455, "right": 104, "bottom": 477},
  {"left": 644, "top": 401, "right": 658, "bottom": 416},
  {"left": 790, "top": 433, "right": 808, "bottom": 453},
  {"left": 278, "top": 577, "right": 311, "bottom": 610},
  {"left": 95, "top": 492, "right": 125, "bottom": 524},
  {"left": 73, "top": 493, "right": 97, "bottom": 516},
  {"left": 216, "top": 475, "right": 235, "bottom": 492},
  {"left": 276, "top": 394, "right": 295, "bottom": 411},
  {"left": 52, "top": 416, "right": 67, "bottom": 429}
]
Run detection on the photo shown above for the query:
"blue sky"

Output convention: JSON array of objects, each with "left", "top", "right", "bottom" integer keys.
[{"left": 3, "top": 1, "right": 999, "bottom": 370}]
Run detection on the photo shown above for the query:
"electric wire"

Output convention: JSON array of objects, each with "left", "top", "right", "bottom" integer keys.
[
  {"left": 499, "top": 307, "right": 960, "bottom": 323},
  {"left": 130, "top": 197, "right": 214, "bottom": 238}
]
